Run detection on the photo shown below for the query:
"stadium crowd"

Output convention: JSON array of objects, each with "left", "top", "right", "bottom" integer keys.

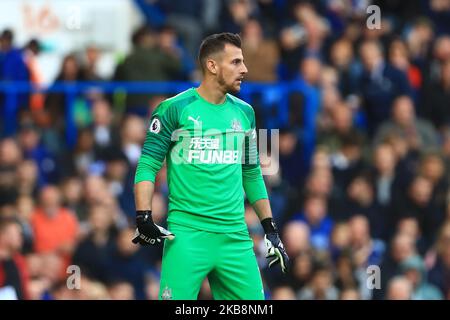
[{"left": 1, "top": 0, "right": 450, "bottom": 300}]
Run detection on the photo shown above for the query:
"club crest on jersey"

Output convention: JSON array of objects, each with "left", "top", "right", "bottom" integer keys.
[
  {"left": 161, "top": 286, "right": 173, "bottom": 300},
  {"left": 231, "top": 119, "right": 242, "bottom": 131},
  {"left": 149, "top": 118, "right": 161, "bottom": 134}
]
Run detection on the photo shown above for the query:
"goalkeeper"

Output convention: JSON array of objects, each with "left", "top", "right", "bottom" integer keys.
[{"left": 133, "top": 32, "right": 289, "bottom": 300}]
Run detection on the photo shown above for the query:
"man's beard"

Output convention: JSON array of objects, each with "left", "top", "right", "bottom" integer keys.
[{"left": 218, "top": 72, "right": 239, "bottom": 94}]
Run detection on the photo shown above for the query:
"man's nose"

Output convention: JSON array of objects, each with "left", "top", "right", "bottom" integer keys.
[{"left": 241, "top": 64, "right": 248, "bottom": 74}]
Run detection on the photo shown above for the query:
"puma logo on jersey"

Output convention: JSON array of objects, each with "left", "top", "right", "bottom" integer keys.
[{"left": 188, "top": 116, "right": 201, "bottom": 126}]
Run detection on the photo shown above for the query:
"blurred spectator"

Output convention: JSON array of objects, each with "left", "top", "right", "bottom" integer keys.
[
  {"left": 62, "top": 128, "right": 96, "bottom": 178},
  {"left": 107, "top": 280, "right": 135, "bottom": 300},
  {"left": 45, "top": 54, "right": 81, "bottom": 129},
  {"left": 241, "top": 18, "right": 279, "bottom": 82},
  {"left": 0, "top": 29, "right": 29, "bottom": 82},
  {"left": 159, "top": 0, "right": 214, "bottom": 59},
  {"left": 281, "top": 221, "right": 311, "bottom": 259},
  {"left": 78, "top": 45, "right": 103, "bottom": 82},
  {"left": 342, "top": 175, "right": 385, "bottom": 239},
  {"left": 145, "top": 272, "right": 161, "bottom": 300},
  {"left": 77, "top": 276, "right": 110, "bottom": 300},
  {"left": 15, "top": 160, "right": 38, "bottom": 198},
  {"left": 287, "top": 251, "right": 314, "bottom": 292},
  {"left": 304, "top": 168, "right": 334, "bottom": 201},
  {"left": 114, "top": 25, "right": 182, "bottom": 115},
  {"left": 397, "top": 217, "right": 426, "bottom": 256},
  {"left": 396, "top": 175, "right": 443, "bottom": 249},
  {"left": 317, "top": 102, "right": 365, "bottom": 155},
  {"left": 316, "top": 86, "right": 341, "bottom": 133},
  {"left": 428, "top": 222, "right": 450, "bottom": 297},
  {"left": 90, "top": 98, "right": 121, "bottom": 155},
  {"left": 333, "top": 251, "right": 359, "bottom": 294},
  {"left": 329, "top": 222, "right": 351, "bottom": 261},
  {"left": 15, "top": 195, "right": 34, "bottom": 253},
  {"left": 400, "top": 254, "right": 443, "bottom": 300},
  {"left": 426, "top": 36, "right": 450, "bottom": 84},
  {"left": 404, "top": 18, "right": 434, "bottom": 69},
  {"left": 84, "top": 175, "right": 110, "bottom": 207},
  {"left": 358, "top": 40, "right": 412, "bottom": 135},
  {"left": 0, "top": 29, "right": 29, "bottom": 118},
  {"left": 279, "top": 3, "right": 329, "bottom": 79},
  {"left": 270, "top": 285, "right": 296, "bottom": 300},
  {"left": 375, "top": 233, "right": 417, "bottom": 300},
  {"left": 328, "top": 132, "right": 367, "bottom": 202},
  {"left": 278, "top": 129, "right": 303, "bottom": 189},
  {"left": 339, "top": 287, "right": 361, "bottom": 300},
  {"left": 0, "top": 139, "right": 21, "bottom": 215},
  {"left": 30, "top": 186, "right": 79, "bottom": 268},
  {"left": 120, "top": 115, "right": 146, "bottom": 166},
  {"left": 297, "top": 264, "right": 339, "bottom": 300},
  {"left": 0, "top": 217, "right": 30, "bottom": 300},
  {"left": 72, "top": 205, "right": 117, "bottom": 283},
  {"left": 17, "top": 124, "right": 60, "bottom": 185},
  {"left": 329, "top": 38, "right": 361, "bottom": 99},
  {"left": 107, "top": 227, "right": 150, "bottom": 300},
  {"left": 374, "top": 95, "right": 439, "bottom": 152},
  {"left": 370, "top": 143, "right": 400, "bottom": 228},
  {"left": 0, "top": 138, "right": 22, "bottom": 188},
  {"left": 348, "top": 215, "right": 385, "bottom": 268},
  {"left": 300, "top": 56, "right": 322, "bottom": 87},
  {"left": 386, "top": 276, "right": 413, "bottom": 300},
  {"left": 102, "top": 147, "right": 135, "bottom": 218},
  {"left": 422, "top": 58, "right": 450, "bottom": 133},
  {"left": 158, "top": 25, "right": 195, "bottom": 80},
  {"left": 419, "top": 152, "right": 449, "bottom": 213},
  {"left": 23, "top": 39, "right": 44, "bottom": 112},
  {"left": 221, "top": 0, "right": 257, "bottom": 35},
  {"left": 292, "top": 193, "right": 333, "bottom": 252},
  {"left": 427, "top": 0, "right": 450, "bottom": 35},
  {"left": 389, "top": 39, "right": 423, "bottom": 96},
  {"left": 60, "top": 177, "right": 86, "bottom": 221}
]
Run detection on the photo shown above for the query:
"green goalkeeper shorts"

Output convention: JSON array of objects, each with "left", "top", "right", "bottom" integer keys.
[{"left": 158, "top": 223, "right": 265, "bottom": 300}]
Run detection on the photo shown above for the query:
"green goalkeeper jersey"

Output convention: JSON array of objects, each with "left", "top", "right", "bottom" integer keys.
[{"left": 134, "top": 88, "right": 268, "bottom": 233}]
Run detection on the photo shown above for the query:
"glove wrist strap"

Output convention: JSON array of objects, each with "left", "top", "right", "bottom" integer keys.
[
  {"left": 261, "top": 218, "right": 277, "bottom": 234},
  {"left": 136, "top": 210, "right": 152, "bottom": 221}
]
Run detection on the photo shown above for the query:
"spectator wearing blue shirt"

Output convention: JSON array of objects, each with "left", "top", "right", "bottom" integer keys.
[
  {"left": 358, "top": 40, "right": 412, "bottom": 136},
  {"left": 292, "top": 193, "right": 333, "bottom": 251}
]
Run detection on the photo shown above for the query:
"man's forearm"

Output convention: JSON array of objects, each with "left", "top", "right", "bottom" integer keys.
[
  {"left": 252, "top": 198, "right": 273, "bottom": 222},
  {"left": 134, "top": 181, "right": 155, "bottom": 211}
]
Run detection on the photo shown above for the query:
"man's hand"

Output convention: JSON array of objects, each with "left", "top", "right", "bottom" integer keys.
[
  {"left": 261, "top": 218, "right": 290, "bottom": 273},
  {"left": 132, "top": 210, "right": 175, "bottom": 245}
]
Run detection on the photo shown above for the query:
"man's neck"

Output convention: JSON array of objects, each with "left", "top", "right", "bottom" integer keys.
[{"left": 196, "top": 81, "right": 227, "bottom": 105}]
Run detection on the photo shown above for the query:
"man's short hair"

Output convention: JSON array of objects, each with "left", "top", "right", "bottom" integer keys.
[{"left": 198, "top": 33, "right": 242, "bottom": 72}]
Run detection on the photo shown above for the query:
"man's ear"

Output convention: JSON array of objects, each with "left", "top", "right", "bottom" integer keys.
[{"left": 206, "top": 58, "right": 217, "bottom": 75}]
